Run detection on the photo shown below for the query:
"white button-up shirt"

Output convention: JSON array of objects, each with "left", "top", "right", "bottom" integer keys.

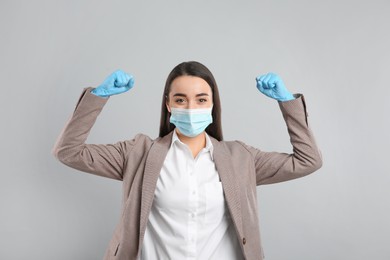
[{"left": 141, "top": 130, "right": 244, "bottom": 260}]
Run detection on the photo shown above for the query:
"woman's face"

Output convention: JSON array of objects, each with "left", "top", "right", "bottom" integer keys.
[{"left": 166, "top": 75, "right": 213, "bottom": 112}]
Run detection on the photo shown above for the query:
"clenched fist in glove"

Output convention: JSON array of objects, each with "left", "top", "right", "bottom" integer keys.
[
  {"left": 91, "top": 70, "right": 135, "bottom": 98},
  {"left": 256, "top": 73, "right": 294, "bottom": 102}
]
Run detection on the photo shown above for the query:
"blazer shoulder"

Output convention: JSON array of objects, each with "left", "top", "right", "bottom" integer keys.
[
  {"left": 121, "top": 133, "right": 155, "bottom": 155},
  {"left": 127, "top": 132, "right": 172, "bottom": 154},
  {"left": 217, "top": 140, "right": 254, "bottom": 158}
]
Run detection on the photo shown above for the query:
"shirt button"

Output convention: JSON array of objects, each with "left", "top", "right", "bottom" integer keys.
[
  {"left": 192, "top": 190, "right": 196, "bottom": 195},
  {"left": 191, "top": 213, "right": 195, "bottom": 218},
  {"left": 242, "top": 237, "right": 246, "bottom": 245}
]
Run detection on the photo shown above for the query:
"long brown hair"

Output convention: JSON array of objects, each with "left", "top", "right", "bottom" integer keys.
[{"left": 159, "top": 61, "right": 223, "bottom": 141}]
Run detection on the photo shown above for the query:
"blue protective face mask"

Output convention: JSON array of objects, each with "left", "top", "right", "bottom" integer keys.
[{"left": 169, "top": 107, "right": 213, "bottom": 137}]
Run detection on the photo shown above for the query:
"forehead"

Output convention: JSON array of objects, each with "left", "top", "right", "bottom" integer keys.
[{"left": 170, "top": 76, "right": 212, "bottom": 95}]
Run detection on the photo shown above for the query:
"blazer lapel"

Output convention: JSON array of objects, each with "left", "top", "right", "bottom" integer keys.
[
  {"left": 211, "top": 138, "right": 244, "bottom": 239},
  {"left": 138, "top": 131, "right": 173, "bottom": 249}
]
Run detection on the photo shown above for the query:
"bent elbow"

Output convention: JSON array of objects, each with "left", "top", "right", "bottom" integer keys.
[
  {"left": 307, "top": 150, "right": 323, "bottom": 173},
  {"left": 51, "top": 146, "right": 68, "bottom": 164},
  {"left": 52, "top": 136, "right": 66, "bottom": 161},
  {"left": 312, "top": 157, "right": 323, "bottom": 172},
  {"left": 51, "top": 144, "right": 74, "bottom": 164},
  {"left": 51, "top": 146, "right": 60, "bottom": 160}
]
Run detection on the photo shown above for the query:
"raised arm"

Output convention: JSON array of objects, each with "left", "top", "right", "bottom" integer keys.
[
  {"left": 52, "top": 70, "right": 136, "bottom": 181},
  {"left": 241, "top": 73, "right": 322, "bottom": 185}
]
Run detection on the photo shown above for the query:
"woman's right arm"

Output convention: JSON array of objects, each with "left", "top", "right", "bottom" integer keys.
[{"left": 52, "top": 71, "right": 136, "bottom": 181}]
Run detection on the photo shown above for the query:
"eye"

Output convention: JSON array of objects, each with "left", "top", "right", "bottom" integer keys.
[
  {"left": 199, "top": 98, "right": 208, "bottom": 103},
  {"left": 175, "top": 98, "right": 186, "bottom": 103}
]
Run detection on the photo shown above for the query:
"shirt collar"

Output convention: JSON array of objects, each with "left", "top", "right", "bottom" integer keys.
[{"left": 171, "top": 129, "right": 214, "bottom": 160}]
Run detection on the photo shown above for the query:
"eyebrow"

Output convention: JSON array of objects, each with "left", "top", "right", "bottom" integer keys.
[{"left": 173, "top": 93, "right": 209, "bottom": 97}]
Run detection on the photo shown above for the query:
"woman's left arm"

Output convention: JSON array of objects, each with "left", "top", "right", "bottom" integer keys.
[{"left": 240, "top": 73, "right": 323, "bottom": 185}]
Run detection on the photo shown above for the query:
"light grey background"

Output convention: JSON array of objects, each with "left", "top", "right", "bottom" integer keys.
[{"left": 1, "top": 0, "right": 389, "bottom": 259}]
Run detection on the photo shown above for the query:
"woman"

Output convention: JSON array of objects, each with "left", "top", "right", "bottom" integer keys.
[{"left": 53, "top": 61, "right": 322, "bottom": 260}]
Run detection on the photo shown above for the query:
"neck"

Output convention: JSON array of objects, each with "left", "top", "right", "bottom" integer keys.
[{"left": 175, "top": 129, "right": 206, "bottom": 158}]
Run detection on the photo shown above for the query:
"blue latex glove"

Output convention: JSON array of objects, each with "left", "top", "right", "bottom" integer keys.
[
  {"left": 256, "top": 73, "right": 294, "bottom": 102},
  {"left": 91, "top": 70, "right": 135, "bottom": 97}
]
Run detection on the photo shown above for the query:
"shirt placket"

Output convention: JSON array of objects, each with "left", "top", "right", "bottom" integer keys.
[{"left": 187, "top": 155, "right": 199, "bottom": 259}]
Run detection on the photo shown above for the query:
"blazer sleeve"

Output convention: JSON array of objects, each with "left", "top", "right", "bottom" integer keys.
[
  {"left": 52, "top": 87, "right": 139, "bottom": 181},
  {"left": 239, "top": 94, "right": 323, "bottom": 185}
]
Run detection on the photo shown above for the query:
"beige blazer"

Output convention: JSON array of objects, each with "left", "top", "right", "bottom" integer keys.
[{"left": 52, "top": 87, "right": 322, "bottom": 260}]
